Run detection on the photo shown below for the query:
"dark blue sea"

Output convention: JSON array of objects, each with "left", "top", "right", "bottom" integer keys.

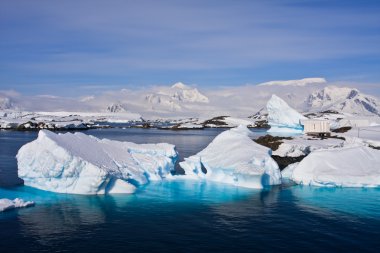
[{"left": 1, "top": 128, "right": 380, "bottom": 253}]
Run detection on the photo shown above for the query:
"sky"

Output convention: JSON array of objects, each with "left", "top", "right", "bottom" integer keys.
[{"left": 0, "top": 0, "right": 380, "bottom": 96}]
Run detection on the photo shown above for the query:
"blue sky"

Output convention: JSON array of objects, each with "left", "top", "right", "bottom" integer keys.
[{"left": 1, "top": 0, "right": 380, "bottom": 96}]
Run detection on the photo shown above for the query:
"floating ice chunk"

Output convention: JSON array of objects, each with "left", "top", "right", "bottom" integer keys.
[
  {"left": 290, "top": 145, "right": 380, "bottom": 187},
  {"left": 267, "top": 94, "right": 306, "bottom": 132},
  {"left": 17, "top": 130, "right": 178, "bottom": 194},
  {"left": 179, "top": 125, "right": 281, "bottom": 189},
  {"left": 0, "top": 198, "right": 35, "bottom": 212}
]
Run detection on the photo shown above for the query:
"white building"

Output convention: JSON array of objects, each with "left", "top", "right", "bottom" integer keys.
[{"left": 301, "top": 119, "right": 330, "bottom": 136}]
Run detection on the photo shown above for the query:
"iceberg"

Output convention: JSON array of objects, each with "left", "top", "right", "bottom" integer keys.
[
  {"left": 289, "top": 145, "right": 380, "bottom": 187},
  {"left": 17, "top": 130, "right": 178, "bottom": 194},
  {"left": 179, "top": 125, "right": 281, "bottom": 189},
  {"left": 281, "top": 162, "right": 299, "bottom": 179},
  {"left": 0, "top": 198, "right": 35, "bottom": 212},
  {"left": 267, "top": 94, "right": 306, "bottom": 133}
]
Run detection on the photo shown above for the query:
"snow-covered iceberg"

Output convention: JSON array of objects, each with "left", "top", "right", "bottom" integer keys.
[
  {"left": 0, "top": 198, "right": 35, "bottom": 212},
  {"left": 267, "top": 94, "right": 306, "bottom": 133},
  {"left": 17, "top": 130, "right": 178, "bottom": 194},
  {"left": 179, "top": 125, "right": 281, "bottom": 189},
  {"left": 289, "top": 145, "right": 380, "bottom": 187}
]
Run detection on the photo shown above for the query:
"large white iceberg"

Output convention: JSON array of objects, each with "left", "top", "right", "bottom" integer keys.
[
  {"left": 0, "top": 198, "right": 35, "bottom": 212},
  {"left": 17, "top": 130, "right": 178, "bottom": 194},
  {"left": 179, "top": 125, "right": 281, "bottom": 188},
  {"left": 289, "top": 145, "right": 380, "bottom": 187},
  {"left": 267, "top": 94, "right": 306, "bottom": 133}
]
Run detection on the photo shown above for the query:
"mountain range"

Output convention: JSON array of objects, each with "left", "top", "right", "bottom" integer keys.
[{"left": 1, "top": 78, "right": 380, "bottom": 119}]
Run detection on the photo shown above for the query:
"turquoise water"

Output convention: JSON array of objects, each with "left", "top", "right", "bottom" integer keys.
[{"left": 1, "top": 129, "right": 380, "bottom": 252}]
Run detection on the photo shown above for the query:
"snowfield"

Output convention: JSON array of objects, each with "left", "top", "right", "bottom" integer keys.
[
  {"left": 179, "top": 125, "right": 281, "bottom": 189},
  {"left": 0, "top": 111, "right": 142, "bottom": 130},
  {"left": 289, "top": 145, "right": 380, "bottom": 187},
  {"left": 17, "top": 130, "right": 178, "bottom": 194},
  {"left": 341, "top": 126, "right": 380, "bottom": 148},
  {"left": 0, "top": 198, "right": 35, "bottom": 212},
  {"left": 273, "top": 135, "right": 345, "bottom": 157}
]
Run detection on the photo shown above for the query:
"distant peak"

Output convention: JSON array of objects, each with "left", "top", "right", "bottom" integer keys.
[
  {"left": 171, "top": 82, "right": 190, "bottom": 89},
  {"left": 258, "top": 78, "right": 326, "bottom": 87}
]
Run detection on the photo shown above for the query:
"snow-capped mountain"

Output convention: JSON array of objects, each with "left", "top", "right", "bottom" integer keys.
[
  {"left": 144, "top": 82, "right": 209, "bottom": 111},
  {"left": 305, "top": 86, "right": 380, "bottom": 116},
  {"left": 0, "top": 96, "right": 13, "bottom": 110},
  {"left": 145, "top": 93, "right": 182, "bottom": 111},
  {"left": 106, "top": 103, "right": 128, "bottom": 113},
  {"left": 171, "top": 82, "right": 209, "bottom": 103},
  {"left": 2, "top": 78, "right": 379, "bottom": 121}
]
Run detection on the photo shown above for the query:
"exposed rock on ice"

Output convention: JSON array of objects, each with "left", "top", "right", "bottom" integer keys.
[
  {"left": 272, "top": 135, "right": 344, "bottom": 157},
  {"left": 290, "top": 145, "right": 380, "bottom": 187},
  {"left": 17, "top": 130, "right": 178, "bottom": 194},
  {"left": 179, "top": 125, "right": 281, "bottom": 189},
  {"left": 0, "top": 198, "right": 35, "bottom": 212},
  {"left": 266, "top": 94, "right": 307, "bottom": 133}
]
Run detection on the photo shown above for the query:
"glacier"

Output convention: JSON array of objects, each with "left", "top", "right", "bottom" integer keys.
[
  {"left": 289, "top": 145, "right": 380, "bottom": 187},
  {"left": 267, "top": 94, "right": 307, "bottom": 133},
  {"left": 179, "top": 125, "right": 281, "bottom": 189},
  {"left": 0, "top": 198, "right": 35, "bottom": 212},
  {"left": 17, "top": 130, "right": 178, "bottom": 194}
]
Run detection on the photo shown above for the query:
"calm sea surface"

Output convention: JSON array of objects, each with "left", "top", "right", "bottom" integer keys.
[{"left": 1, "top": 128, "right": 380, "bottom": 252}]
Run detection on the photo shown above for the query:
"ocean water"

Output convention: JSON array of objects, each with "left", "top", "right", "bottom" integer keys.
[{"left": 1, "top": 128, "right": 380, "bottom": 252}]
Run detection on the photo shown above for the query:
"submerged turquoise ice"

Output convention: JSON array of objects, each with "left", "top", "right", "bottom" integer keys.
[{"left": 1, "top": 128, "right": 380, "bottom": 252}]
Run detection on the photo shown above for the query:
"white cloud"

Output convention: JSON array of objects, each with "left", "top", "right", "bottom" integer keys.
[{"left": 257, "top": 78, "right": 326, "bottom": 87}]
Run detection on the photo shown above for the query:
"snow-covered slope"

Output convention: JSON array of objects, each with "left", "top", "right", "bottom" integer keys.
[
  {"left": 289, "top": 145, "right": 380, "bottom": 187},
  {"left": 179, "top": 126, "right": 281, "bottom": 189},
  {"left": 305, "top": 86, "right": 380, "bottom": 116},
  {"left": 267, "top": 94, "right": 307, "bottom": 133},
  {"left": 17, "top": 130, "right": 178, "bottom": 194}
]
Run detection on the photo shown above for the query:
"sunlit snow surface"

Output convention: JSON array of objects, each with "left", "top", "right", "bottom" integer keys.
[
  {"left": 180, "top": 125, "right": 281, "bottom": 188},
  {"left": 290, "top": 145, "right": 380, "bottom": 187},
  {"left": 17, "top": 130, "right": 178, "bottom": 194}
]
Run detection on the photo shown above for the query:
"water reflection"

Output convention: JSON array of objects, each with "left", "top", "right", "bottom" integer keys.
[
  {"left": 136, "top": 179, "right": 255, "bottom": 204},
  {"left": 208, "top": 185, "right": 280, "bottom": 231},
  {"left": 291, "top": 186, "right": 380, "bottom": 219},
  {"left": 0, "top": 186, "right": 136, "bottom": 245},
  {"left": 1, "top": 180, "right": 259, "bottom": 245}
]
